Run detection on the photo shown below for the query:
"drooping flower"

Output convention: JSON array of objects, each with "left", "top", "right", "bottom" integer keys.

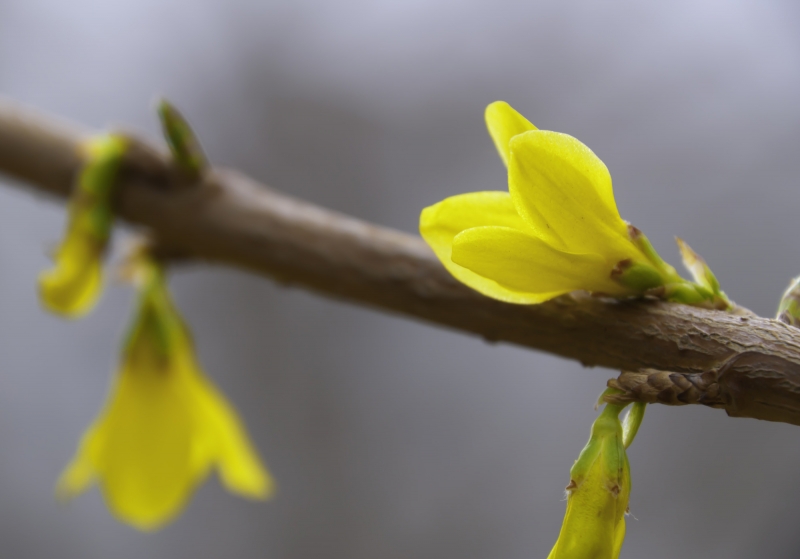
[
  {"left": 420, "top": 101, "right": 724, "bottom": 305},
  {"left": 57, "top": 251, "right": 274, "bottom": 530},
  {"left": 547, "top": 399, "right": 644, "bottom": 559},
  {"left": 39, "top": 135, "right": 127, "bottom": 317}
]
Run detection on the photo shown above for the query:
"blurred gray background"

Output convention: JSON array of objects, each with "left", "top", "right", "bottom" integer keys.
[{"left": 1, "top": 0, "right": 800, "bottom": 557}]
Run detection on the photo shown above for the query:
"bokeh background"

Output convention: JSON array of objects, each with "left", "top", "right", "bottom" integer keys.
[{"left": 2, "top": 1, "right": 800, "bottom": 557}]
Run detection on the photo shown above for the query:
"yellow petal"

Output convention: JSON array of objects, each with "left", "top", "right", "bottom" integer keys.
[
  {"left": 39, "top": 135, "right": 126, "bottom": 318},
  {"left": 421, "top": 191, "right": 544, "bottom": 303},
  {"left": 189, "top": 372, "right": 275, "bottom": 499},
  {"left": 151, "top": 288, "right": 273, "bottom": 499},
  {"left": 508, "top": 130, "right": 631, "bottom": 256},
  {"left": 38, "top": 234, "right": 103, "bottom": 317},
  {"left": 96, "top": 367, "right": 198, "bottom": 531},
  {"left": 56, "top": 424, "right": 102, "bottom": 499},
  {"left": 484, "top": 101, "right": 537, "bottom": 167},
  {"left": 451, "top": 226, "right": 626, "bottom": 302}
]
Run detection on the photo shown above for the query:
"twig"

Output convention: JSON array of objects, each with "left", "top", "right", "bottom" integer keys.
[{"left": 2, "top": 97, "right": 800, "bottom": 425}]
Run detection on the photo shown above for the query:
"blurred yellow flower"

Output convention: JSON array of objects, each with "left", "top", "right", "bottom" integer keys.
[
  {"left": 39, "top": 135, "right": 127, "bottom": 317},
  {"left": 57, "top": 254, "right": 274, "bottom": 530},
  {"left": 420, "top": 101, "right": 681, "bottom": 304},
  {"left": 547, "top": 402, "right": 632, "bottom": 559}
]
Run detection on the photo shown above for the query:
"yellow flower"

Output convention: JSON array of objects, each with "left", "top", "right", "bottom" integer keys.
[
  {"left": 39, "top": 135, "right": 127, "bottom": 317},
  {"left": 420, "top": 101, "right": 681, "bottom": 304},
  {"left": 57, "top": 254, "right": 274, "bottom": 530},
  {"left": 547, "top": 402, "right": 632, "bottom": 559}
]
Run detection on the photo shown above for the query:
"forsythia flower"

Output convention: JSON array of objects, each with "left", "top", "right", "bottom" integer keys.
[
  {"left": 420, "top": 101, "right": 684, "bottom": 304},
  {"left": 547, "top": 401, "right": 636, "bottom": 559},
  {"left": 39, "top": 135, "right": 127, "bottom": 317},
  {"left": 57, "top": 253, "right": 274, "bottom": 530}
]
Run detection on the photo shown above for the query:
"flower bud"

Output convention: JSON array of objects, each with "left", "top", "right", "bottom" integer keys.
[
  {"left": 547, "top": 401, "right": 635, "bottom": 559},
  {"left": 157, "top": 99, "right": 207, "bottom": 179},
  {"left": 675, "top": 237, "right": 729, "bottom": 309},
  {"left": 777, "top": 276, "right": 800, "bottom": 326}
]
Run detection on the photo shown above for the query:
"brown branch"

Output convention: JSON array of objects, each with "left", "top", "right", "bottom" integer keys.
[{"left": 2, "top": 97, "right": 800, "bottom": 426}]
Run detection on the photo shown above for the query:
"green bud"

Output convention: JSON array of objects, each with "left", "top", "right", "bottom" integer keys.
[
  {"left": 156, "top": 99, "right": 207, "bottom": 179},
  {"left": 622, "top": 402, "right": 646, "bottom": 449},
  {"left": 547, "top": 391, "right": 643, "bottom": 559},
  {"left": 777, "top": 276, "right": 800, "bottom": 326},
  {"left": 675, "top": 237, "right": 727, "bottom": 300}
]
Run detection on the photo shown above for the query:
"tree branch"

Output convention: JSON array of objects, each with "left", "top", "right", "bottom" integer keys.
[{"left": 2, "top": 97, "right": 800, "bottom": 426}]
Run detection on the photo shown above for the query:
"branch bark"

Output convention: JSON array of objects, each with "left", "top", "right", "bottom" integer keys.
[{"left": 2, "top": 97, "right": 800, "bottom": 426}]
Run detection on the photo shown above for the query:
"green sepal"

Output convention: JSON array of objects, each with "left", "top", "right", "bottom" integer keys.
[
  {"left": 611, "top": 260, "right": 665, "bottom": 292},
  {"left": 121, "top": 254, "right": 191, "bottom": 371},
  {"left": 657, "top": 281, "right": 729, "bottom": 310},
  {"left": 80, "top": 136, "right": 128, "bottom": 195},
  {"left": 660, "top": 282, "right": 711, "bottom": 305},
  {"left": 73, "top": 135, "right": 128, "bottom": 241},
  {"left": 627, "top": 224, "right": 681, "bottom": 282}
]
